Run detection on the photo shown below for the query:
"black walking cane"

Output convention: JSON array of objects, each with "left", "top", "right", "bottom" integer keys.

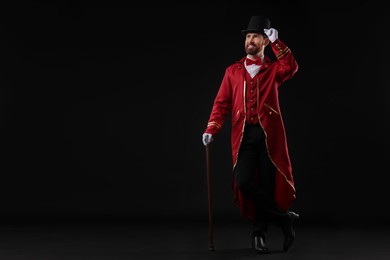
[{"left": 205, "top": 143, "right": 215, "bottom": 251}]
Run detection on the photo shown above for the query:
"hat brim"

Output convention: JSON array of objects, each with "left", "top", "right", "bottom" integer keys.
[{"left": 241, "top": 29, "right": 267, "bottom": 36}]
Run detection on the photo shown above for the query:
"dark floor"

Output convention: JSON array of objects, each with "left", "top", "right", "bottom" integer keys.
[{"left": 0, "top": 218, "right": 389, "bottom": 259}]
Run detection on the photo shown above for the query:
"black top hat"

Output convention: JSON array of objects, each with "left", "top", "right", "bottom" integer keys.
[{"left": 241, "top": 15, "right": 271, "bottom": 36}]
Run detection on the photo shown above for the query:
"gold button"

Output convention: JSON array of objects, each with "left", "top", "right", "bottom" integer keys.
[
  {"left": 250, "top": 89, "right": 254, "bottom": 93},
  {"left": 269, "top": 111, "right": 272, "bottom": 115}
]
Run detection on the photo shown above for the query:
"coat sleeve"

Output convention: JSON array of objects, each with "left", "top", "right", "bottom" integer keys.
[
  {"left": 204, "top": 68, "right": 232, "bottom": 135},
  {"left": 270, "top": 39, "right": 299, "bottom": 85}
]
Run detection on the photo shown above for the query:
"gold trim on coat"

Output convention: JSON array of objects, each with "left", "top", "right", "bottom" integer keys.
[
  {"left": 257, "top": 82, "right": 296, "bottom": 192},
  {"left": 263, "top": 103, "right": 280, "bottom": 115},
  {"left": 233, "top": 79, "right": 247, "bottom": 169},
  {"left": 276, "top": 47, "right": 291, "bottom": 59},
  {"left": 207, "top": 121, "right": 221, "bottom": 129}
]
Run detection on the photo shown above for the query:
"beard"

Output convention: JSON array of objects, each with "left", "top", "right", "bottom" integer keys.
[{"left": 245, "top": 44, "right": 260, "bottom": 55}]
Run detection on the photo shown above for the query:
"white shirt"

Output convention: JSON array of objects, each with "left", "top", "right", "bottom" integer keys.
[{"left": 244, "top": 55, "right": 264, "bottom": 78}]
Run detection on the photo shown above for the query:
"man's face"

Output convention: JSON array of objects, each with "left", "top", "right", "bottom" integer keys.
[{"left": 244, "top": 33, "right": 268, "bottom": 55}]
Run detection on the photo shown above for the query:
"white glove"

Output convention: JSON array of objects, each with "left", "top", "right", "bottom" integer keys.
[
  {"left": 202, "top": 133, "right": 214, "bottom": 146},
  {"left": 264, "top": 28, "right": 278, "bottom": 43}
]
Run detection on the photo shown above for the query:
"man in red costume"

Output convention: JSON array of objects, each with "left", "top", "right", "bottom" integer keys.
[{"left": 202, "top": 15, "right": 299, "bottom": 254}]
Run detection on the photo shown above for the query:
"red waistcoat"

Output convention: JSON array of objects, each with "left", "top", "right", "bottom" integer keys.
[
  {"left": 205, "top": 39, "right": 299, "bottom": 222},
  {"left": 245, "top": 70, "right": 260, "bottom": 125}
]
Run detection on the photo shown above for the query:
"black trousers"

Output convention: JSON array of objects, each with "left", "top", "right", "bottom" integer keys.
[{"left": 234, "top": 123, "right": 288, "bottom": 235}]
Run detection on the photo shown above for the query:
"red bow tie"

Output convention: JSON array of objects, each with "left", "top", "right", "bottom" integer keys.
[{"left": 246, "top": 58, "right": 261, "bottom": 66}]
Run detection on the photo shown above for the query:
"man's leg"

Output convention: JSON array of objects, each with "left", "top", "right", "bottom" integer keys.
[
  {"left": 234, "top": 124, "right": 271, "bottom": 253},
  {"left": 235, "top": 123, "right": 298, "bottom": 252}
]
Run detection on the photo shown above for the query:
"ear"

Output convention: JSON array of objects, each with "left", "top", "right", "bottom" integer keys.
[{"left": 264, "top": 37, "right": 270, "bottom": 46}]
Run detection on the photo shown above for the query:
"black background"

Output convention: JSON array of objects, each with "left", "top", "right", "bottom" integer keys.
[{"left": 1, "top": 1, "right": 390, "bottom": 225}]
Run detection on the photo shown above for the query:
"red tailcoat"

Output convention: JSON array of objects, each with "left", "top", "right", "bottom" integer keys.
[{"left": 205, "top": 39, "right": 299, "bottom": 222}]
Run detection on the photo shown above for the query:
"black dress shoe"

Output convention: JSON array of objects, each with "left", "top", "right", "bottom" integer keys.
[
  {"left": 251, "top": 233, "right": 269, "bottom": 254},
  {"left": 282, "top": 211, "right": 299, "bottom": 252}
]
